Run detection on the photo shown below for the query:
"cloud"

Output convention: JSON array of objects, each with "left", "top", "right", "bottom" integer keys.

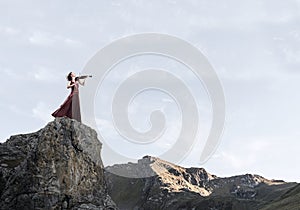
[
  {"left": 28, "top": 66, "right": 64, "bottom": 82},
  {"left": 203, "top": 136, "right": 279, "bottom": 175},
  {"left": 32, "top": 102, "right": 53, "bottom": 123},
  {"left": 8, "top": 104, "right": 31, "bottom": 117},
  {"left": 1, "top": 0, "right": 300, "bottom": 182},
  {"left": 64, "top": 38, "right": 83, "bottom": 48},
  {"left": 0, "top": 26, "right": 19, "bottom": 35},
  {"left": 2, "top": 67, "right": 21, "bottom": 80},
  {"left": 28, "top": 30, "right": 83, "bottom": 48},
  {"left": 283, "top": 48, "right": 300, "bottom": 64},
  {"left": 29, "top": 31, "right": 56, "bottom": 46}
]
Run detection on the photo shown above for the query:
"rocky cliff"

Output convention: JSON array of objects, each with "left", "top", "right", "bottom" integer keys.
[
  {"left": 0, "top": 117, "right": 117, "bottom": 210},
  {"left": 105, "top": 156, "right": 299, "bottom": 210},
  {"left": 1, "top": 117, "right": 299, "bottom": 210}
]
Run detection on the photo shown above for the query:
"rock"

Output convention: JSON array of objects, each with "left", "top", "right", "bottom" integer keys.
[
  {"left": 1, "top": 116, "right": 299, "bottom": 210},
  {"left": 0, "top": 117, "right": 117, "bottom": 210}
]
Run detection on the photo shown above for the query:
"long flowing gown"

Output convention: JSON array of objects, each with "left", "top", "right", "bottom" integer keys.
[{"left": 51, "top": 80, "right": 81, "bottom": 122}]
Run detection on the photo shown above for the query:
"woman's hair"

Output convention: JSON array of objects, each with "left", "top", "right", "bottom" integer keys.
[{"left": 66, "top": 72, "right": 73, "bottom": 81}]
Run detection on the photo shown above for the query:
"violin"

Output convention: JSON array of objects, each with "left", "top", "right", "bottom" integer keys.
[{"left": 75, "top": 75, "right": 92, "bottom": 80}]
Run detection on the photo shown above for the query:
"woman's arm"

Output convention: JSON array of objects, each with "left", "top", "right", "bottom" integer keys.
[
  {"left": 78, "top": 78, "right": 86, "bottom": 86},
  {"left": 67, "top": 81, "right": 75, "bottom": 89}
]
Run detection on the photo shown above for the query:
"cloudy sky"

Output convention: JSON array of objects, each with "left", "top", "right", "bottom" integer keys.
[{"left": 1, "top": 0, "right": 300, "bottom": 182}]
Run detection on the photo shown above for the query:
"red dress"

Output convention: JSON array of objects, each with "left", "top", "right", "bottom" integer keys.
[{"left": 52, "top": 81, "right": 81, "bottom": 122}]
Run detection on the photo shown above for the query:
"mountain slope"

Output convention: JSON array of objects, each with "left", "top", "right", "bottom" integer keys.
[
  {"left": 105, "top": 156, "right": 297, "bottom": 210},
  {"left": 260, "top": 184, "right": 300, "bottom": 210}
]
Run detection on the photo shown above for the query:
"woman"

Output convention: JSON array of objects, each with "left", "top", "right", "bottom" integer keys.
[{"left": 52, "top": 72, "right": 86, "bottom": 123}]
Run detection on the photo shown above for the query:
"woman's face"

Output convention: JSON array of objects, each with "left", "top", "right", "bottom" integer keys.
[{"left": 71, "top": 72, "right": 76, "bottom": 77}]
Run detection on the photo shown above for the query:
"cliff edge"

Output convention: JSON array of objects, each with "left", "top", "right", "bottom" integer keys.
[{"left": 0, "top": 117, "right": 117, "bottom": 210}]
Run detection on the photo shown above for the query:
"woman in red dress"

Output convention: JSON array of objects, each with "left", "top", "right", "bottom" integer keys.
[{"left": 52, "top": 72, "right": 86, "bottom": 123}]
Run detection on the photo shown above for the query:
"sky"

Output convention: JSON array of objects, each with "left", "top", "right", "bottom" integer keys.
[{"left": 1, "top": 0, "right": 300, "bottom": 182}]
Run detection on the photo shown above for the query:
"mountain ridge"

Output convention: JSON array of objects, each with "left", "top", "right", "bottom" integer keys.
[{"left": 105, "top": 155, "right": 299, "bottom": 210}]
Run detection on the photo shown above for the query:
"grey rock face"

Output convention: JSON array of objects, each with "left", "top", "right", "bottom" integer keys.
[{"left": 0, "top": 117, "right": 117, "bottom": 210}]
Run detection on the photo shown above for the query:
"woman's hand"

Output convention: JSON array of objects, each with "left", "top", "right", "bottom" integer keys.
[{"left": 67, "top": 82, "right": 75, "bottom": 89}]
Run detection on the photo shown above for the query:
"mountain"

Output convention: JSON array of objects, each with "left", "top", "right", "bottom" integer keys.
[
  {"left": 105, "top": 156, "right": 299, "bottom": 210},
  {"left": 1, "top": 117, "right": 299, "bottom": 210},
  {"left": 260, "top": 184, "right": 300, "bottom": 210},
  {"left": 0, "top": 117, "right": 117, "bottom": 210}
]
